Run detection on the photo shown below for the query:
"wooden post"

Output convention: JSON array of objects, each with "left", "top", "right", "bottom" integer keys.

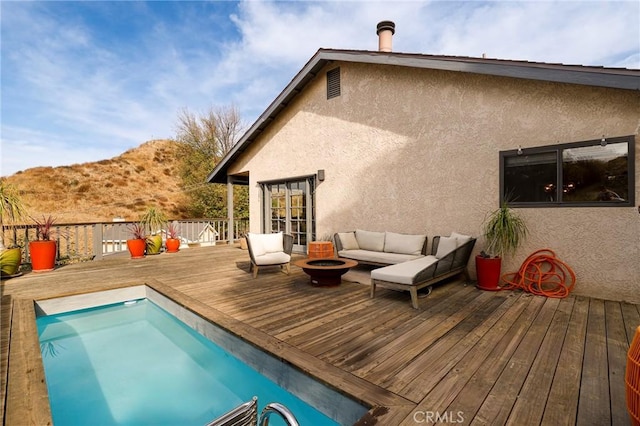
[{"left": 227, "top": 176, "right": 234, "bottom": 245}]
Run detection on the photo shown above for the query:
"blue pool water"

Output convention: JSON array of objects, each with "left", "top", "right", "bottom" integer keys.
[{"left": 37, "top": 299, "right": 340, "bottom": 426}]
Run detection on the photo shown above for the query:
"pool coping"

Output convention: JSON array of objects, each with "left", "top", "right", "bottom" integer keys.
[{"left": 4, "top": 279, "right": 415, "bottom": 425}]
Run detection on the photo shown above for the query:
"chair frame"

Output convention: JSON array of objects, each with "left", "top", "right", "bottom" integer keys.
[{"left": 246, "top": 233, "right": 294, "bottom": 278}]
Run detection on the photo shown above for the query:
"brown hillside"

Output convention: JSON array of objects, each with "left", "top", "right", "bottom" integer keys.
[{"left": 3, "top": 139, "right": 190, "bottom": 224}]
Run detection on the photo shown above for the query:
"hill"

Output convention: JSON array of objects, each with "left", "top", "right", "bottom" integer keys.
[{"left": 2, "top": 139, "right": 191, "bottom": 224}]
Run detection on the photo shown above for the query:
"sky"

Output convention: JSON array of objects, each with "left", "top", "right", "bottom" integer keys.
[{"left": 1, "top": 1, "right": 638, "bottom": 177}]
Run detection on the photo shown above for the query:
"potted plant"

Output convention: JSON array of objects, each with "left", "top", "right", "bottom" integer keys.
[
  {"left": 140, "top": 207, "right": 167, "bottom": 255},
  {"left": 29, "top": 215, "right": 58, "bottom": 272},
  {"left": 127, "top": 223, "right": 147, "bottom": 259},
  {"left": 165, "top": 221, "right": 181, "bottom": 253},
  {"left": 476, "top": 202, "right": 528, "bottom": 291},
  {"left": 0, "top": 181, "right": 28, "bottom": 276}
]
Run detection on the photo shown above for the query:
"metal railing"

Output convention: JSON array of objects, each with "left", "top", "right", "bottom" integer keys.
[{"left": 1, "top": 218, "right": 249, "bottom": 264}]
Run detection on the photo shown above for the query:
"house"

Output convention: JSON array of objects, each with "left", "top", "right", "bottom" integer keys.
[{"left": 207, "top": 22, "right": 640, "bottom": 303}]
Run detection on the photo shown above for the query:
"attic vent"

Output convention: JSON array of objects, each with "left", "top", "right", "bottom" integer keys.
[{"left": 326, "top": 67, "right": 341, "bottom": 99}]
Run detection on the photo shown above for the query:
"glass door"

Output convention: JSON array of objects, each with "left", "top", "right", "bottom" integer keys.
[{"left": 263, "top": 178, "right": 314, "bottom": 253}]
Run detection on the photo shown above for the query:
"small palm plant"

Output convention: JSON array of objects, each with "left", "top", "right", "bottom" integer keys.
[
  {"left": 481, "top": 202, "right": 528, "bottom": 258},
  {"left": 140, "top": 207, "right": 167, "bottom": 254},
  {"left": 0, "top": 181, "right": 28, "bottom": 250}
]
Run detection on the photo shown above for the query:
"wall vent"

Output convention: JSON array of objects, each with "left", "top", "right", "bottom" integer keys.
[{"left": 326, "top": 67, "right": 341, "bottom": 99}]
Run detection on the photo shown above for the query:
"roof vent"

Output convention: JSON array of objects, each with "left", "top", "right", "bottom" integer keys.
[
  {"left": 376, "top": 21, "right": 396, "bottom": 52},
  {"left": 326, "top": 67, "right": 341, "bottom": 99}
]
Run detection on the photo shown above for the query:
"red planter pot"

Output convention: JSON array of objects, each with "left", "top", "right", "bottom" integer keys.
[
  {"left": 165, "top": 238, "right": 180, "bottom": 253},
  {"left": 29, "top": 240, "right": 57, "bottom": 272},
  {"left": 127, "top": 239, "right": 146, "bottom": 259},
  {"left": 475, "top": 255, "right": 502, "bottom": 291}
]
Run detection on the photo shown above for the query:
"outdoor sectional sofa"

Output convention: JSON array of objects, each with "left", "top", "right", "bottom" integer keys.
[
  {"left": 334, "top": 230, "right": 476, "bottom": 309},
  {"left": 334, "top": 230, "right": 428, "bottom": 266}
]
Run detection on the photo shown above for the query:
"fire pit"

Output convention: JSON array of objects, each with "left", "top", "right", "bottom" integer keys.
[{"left": 294, "top": 258, "right": 358, "bottom": 287}]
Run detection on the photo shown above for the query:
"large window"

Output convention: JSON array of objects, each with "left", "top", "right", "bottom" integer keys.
[{"left": 500, "top": 135, "right": 635, "bottom": 207}]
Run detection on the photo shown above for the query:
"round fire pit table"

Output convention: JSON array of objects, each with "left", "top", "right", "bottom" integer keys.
[{"left": 294, "top": 258, "right": 358, "bottom": 287}]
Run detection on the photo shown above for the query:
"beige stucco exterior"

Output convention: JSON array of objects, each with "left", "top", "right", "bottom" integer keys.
[{"left": 227, "top": 61, "right": 640, "bottom": 303}]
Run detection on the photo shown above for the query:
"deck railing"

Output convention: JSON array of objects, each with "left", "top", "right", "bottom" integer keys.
[{"left": 1, "top": 218, "right": 249, "bottom": 264}]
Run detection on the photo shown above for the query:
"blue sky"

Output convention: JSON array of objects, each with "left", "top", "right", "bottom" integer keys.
[{"left": 1, "top": 1, "right": 638, "bottom": 176}]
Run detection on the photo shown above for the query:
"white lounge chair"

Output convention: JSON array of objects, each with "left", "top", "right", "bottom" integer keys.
[{"left": 246, "top": 232, "right": 294, "bottom": 278}]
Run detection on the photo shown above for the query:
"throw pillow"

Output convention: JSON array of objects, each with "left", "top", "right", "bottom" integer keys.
[
  {"left": 338, "top": 232, "right": 359, "bottom": 250},
  {"left": 435, "top": 236, "right": 457, "bottom": 259},
  {"left": 247, "top": 233, "right": 266, "bottom": 257},
  {"left": 451, "top": 231, "right": 472, "bottom": 246},
  {"left": 260, "top": 232, "right": 284, "bottom": 254}
]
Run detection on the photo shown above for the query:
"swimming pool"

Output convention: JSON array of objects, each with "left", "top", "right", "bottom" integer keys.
[{"left": 36, "top": 287, "right": 368, "bottom": 425}]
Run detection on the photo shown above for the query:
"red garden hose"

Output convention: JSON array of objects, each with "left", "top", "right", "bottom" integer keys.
[{"left": 501, "top": 249, "right": 576, "bottom": 298}]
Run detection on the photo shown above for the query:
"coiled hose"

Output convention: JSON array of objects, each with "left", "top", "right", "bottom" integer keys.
[{"left": 501, "top": 249, "right": 576, "bottom": 298}]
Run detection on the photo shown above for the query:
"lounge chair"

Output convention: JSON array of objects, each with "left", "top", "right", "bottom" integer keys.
[
  {"left": 371, "top": 235, "right": 476, "bottom": 309},
  {"left": 246, "top": 232, "right": 294, "bottom": 278}
]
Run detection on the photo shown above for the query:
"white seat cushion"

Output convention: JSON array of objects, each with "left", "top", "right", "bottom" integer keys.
[
  {"left": 254, "top": 252, "right": 291, "bottom": 266},
  {"left": 371, "top": 255, "right": 439, "bottom": 285},
  {"left": 338, "top": 249, "right": 423, "bottom": 265}
]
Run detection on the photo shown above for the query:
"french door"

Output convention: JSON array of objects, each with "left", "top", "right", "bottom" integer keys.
[{"left": 262, "top": 177, "right": 315, "bottom": 253}]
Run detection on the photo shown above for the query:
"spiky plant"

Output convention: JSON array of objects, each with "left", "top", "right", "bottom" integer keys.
[
  {"left": 139, "top": 207, "right": 167, "bottom": 235},
  {"left": 0, "top": 181, "right": 28, "bottom": 250},
  {"left": 482, "top": 202, "right": 528, "bottom": 258}
]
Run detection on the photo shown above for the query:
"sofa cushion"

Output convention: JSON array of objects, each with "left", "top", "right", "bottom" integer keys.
[
  {"left": 338, "top": 232, "right": 360, "bottom": 250},
  {"left": 356, "top": 230, "right": 385, "bottom": 252},
  {"left": 451, "top": 231, "right": 472, "bottom": 246},
  {"left": 384, "top": 232, "right": 426, "bottom": 255},
  {"left": 254, "top": 251, "right": 290, "bottom": 265},
  {"left": 338, "top": 249, "right": 422, "bottom": 265},
  {"left": 435, "top": 236, "right": 458, "bottom": 259},
  {"left": 261, "top": 232, "right": 284, "bottom": 253},
  {"left": 371, "top": 255, "right": 439, "bottom": 285},
  {"left": 247, "top": 232, "right": 283, "bottom": 257}
]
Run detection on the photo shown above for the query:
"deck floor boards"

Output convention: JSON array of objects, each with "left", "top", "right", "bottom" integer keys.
[{"left": 1, "top": 244, "right": 636, "bottom": 425}]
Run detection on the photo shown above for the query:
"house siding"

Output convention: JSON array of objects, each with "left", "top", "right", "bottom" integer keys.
[{"left": 228, "top": 61, "right": 640, "bottom": 303}]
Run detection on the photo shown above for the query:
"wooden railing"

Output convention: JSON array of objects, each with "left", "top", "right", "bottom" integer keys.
[{"left": 1, "top": 218, "right": 249, "bottom": 264}]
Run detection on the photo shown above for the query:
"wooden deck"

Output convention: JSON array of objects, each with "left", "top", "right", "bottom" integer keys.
[{"left": 1, "top": 244, "right": 638, "bottom": 425}]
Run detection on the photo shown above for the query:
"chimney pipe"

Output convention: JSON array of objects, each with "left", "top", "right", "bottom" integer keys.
[{"left": 376, "top": 21, "right": 395, "bottom": 52}]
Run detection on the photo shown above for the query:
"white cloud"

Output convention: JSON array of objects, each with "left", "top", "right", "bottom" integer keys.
[{"left": 1, "top": 0, "right": 638, "bottom": 176}]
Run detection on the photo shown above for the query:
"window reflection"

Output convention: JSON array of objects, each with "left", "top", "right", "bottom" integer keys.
[
  {"left": 562, "top": 142, "right": 628, "bottom": 202},
  {"left": 501, "top": 136, "right": 633, "bottom": 207}
]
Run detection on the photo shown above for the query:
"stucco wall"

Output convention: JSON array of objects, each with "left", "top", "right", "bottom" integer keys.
[{"left": 229, "top": 62, "right": 640, "bottom": 303}]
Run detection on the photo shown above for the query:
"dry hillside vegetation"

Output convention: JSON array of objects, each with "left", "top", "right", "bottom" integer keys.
[{"left": 3, "top": 139, "right": 190, "bottom": 224}]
